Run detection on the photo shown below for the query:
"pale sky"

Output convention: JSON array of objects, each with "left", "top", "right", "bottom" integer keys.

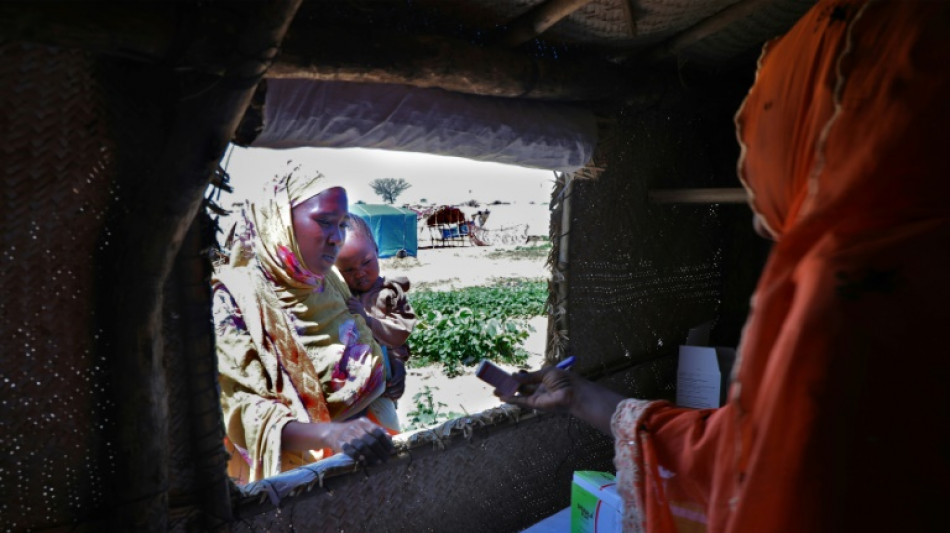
[{"left": 222, "top": 145, "right": 556, "bottom": 206}]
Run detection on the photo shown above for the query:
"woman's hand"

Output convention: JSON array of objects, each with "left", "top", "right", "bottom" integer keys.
[
  {"left": 499, "top": 366, "right": 625, "bottom": 436},
  {"left": 383, "top": 358, "right": 406, "bottom": 401},
  {"left": 327, "top": 419, "right": 394, "bottom": 466},
  {"left": 498, "top": 367, "right": 577, "bottom": 414},
  {"left": 282, "top": 418, "right": 395, "bottom": 466}
]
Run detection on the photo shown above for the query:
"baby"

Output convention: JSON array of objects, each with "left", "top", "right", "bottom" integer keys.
[{"left": 336, "top": 215, "right": 416, "bottom": 403}]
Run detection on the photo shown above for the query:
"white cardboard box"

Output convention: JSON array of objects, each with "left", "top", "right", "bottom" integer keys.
[
  {"left": 570, "top": 471, "right": 622, "bottom": 533},
  {"left": 676, "top": 345, "right": 735, "bottom": 408}
]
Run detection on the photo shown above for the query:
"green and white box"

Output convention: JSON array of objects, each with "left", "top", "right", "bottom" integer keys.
[{"left": 570, "top": 471, "right": 622, "bottom": 533}]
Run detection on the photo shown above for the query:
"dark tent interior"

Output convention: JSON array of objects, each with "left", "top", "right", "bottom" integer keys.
[{"left": 0, "top": 1, "right": 828, "bottom": 531}]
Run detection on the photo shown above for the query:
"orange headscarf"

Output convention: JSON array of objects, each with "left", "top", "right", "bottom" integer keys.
[{"left": 615, "top": 1, "right": 950, "bottom": 531}]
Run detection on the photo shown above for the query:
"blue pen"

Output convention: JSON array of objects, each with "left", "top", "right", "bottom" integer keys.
[{"left": 556, "top": 356, "right": 576, "bottom": 370}]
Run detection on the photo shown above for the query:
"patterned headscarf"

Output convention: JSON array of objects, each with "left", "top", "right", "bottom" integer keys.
[{"left": 234, "top": 170, "right": 350, "bottom": 290}]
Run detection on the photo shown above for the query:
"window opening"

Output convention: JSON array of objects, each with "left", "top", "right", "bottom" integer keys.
[{"left": 210, "top": 144, "right": 556, "bottom": 484}]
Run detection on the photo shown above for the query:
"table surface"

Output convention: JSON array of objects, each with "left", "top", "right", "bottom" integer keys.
[{"left": 520, "top": 506, "right": 571, "bottom": 533}]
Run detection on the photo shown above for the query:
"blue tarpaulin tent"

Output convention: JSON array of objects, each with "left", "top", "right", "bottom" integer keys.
[{"left": 348, "top": 204, "right": 418, "bottom": 258}]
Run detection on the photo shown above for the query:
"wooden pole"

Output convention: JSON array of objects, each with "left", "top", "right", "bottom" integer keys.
[
  {"left": 499, "top": 0, "right": 598, "bottom": 47},
  {"left": 171, "top": 213, "right": 233, "bottom": 530},
  {"left": 269, "top": 30, "right": 630, "bottom": 101},
  {"left": 649, "top": 188, "right": 749, "bottom": 204},
  {"left": 0, "top": 3, "right": 636, "bottom": 103},
  {"left": 643, "top": 0, "right": 779, "bottom": 62},
  {"left": 94, "top": 1, "right": 301, "bottom": 530}
]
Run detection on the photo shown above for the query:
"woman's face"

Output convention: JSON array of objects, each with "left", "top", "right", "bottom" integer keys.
[{"left": 291, "top": 187, "right": 349, "bottom": 275}]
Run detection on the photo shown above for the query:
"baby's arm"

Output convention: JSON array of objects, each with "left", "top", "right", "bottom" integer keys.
[
  {"left": 363, "top": 284, "right": 416, "bottom": 349},
  {"left": 345, "top": 296, "right": 368, "bottom": 319}
]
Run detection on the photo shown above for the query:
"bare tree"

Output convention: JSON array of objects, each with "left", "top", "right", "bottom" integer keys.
[{"left": 369, "top": 178, "right": 412, "bottom": 204}]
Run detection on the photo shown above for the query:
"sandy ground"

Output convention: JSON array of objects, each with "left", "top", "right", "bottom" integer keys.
[
  {"left": 378, "top": 228, "right": 551, "bottom": 429},
  {"left": 396, "top": 316, "right": 547, "bottom": 427}
]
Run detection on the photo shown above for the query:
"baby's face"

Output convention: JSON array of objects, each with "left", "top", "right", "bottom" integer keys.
[{"left": 336, "top": 233, "right": 380, "bottom": 293}]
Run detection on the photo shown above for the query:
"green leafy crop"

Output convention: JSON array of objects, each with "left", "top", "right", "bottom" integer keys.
[
  {"left": 404, "top": 386, "right": 464, "bottom": 431},
  {"left": 410, "top": 280, "right": 546, "bottom": 318},
  {"left": 407, "top": 280, "right": 545, "bottom": 377},
  {"left": 485, "top": 242, "right": 552, "bottom": 261}
]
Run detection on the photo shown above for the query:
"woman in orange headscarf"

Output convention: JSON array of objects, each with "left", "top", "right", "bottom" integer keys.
[{"left": 505, "top": 1, "right": 950, "bottom": 531}]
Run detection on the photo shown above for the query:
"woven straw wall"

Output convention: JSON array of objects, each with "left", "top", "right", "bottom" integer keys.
[
  {"left": 163, "top": 214, "right": 233, "bottom": 531},
  {"left": 0, "top": 40, "right": 220, "bottom": 532},
  {"left": 565, "top": 73, "right": 770, "bottom": 396},
  {"left": 231, "top": 411, "right": 615, "bottom": 532},
  {"left": 0, "top": 43, "right": 119, "bottom": 531},
  {"left": 679, "top": 0, "right": 816, "bottom": 66},
  {"left": 0, "top": 4, "right": 289, "bottom": 527}
]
